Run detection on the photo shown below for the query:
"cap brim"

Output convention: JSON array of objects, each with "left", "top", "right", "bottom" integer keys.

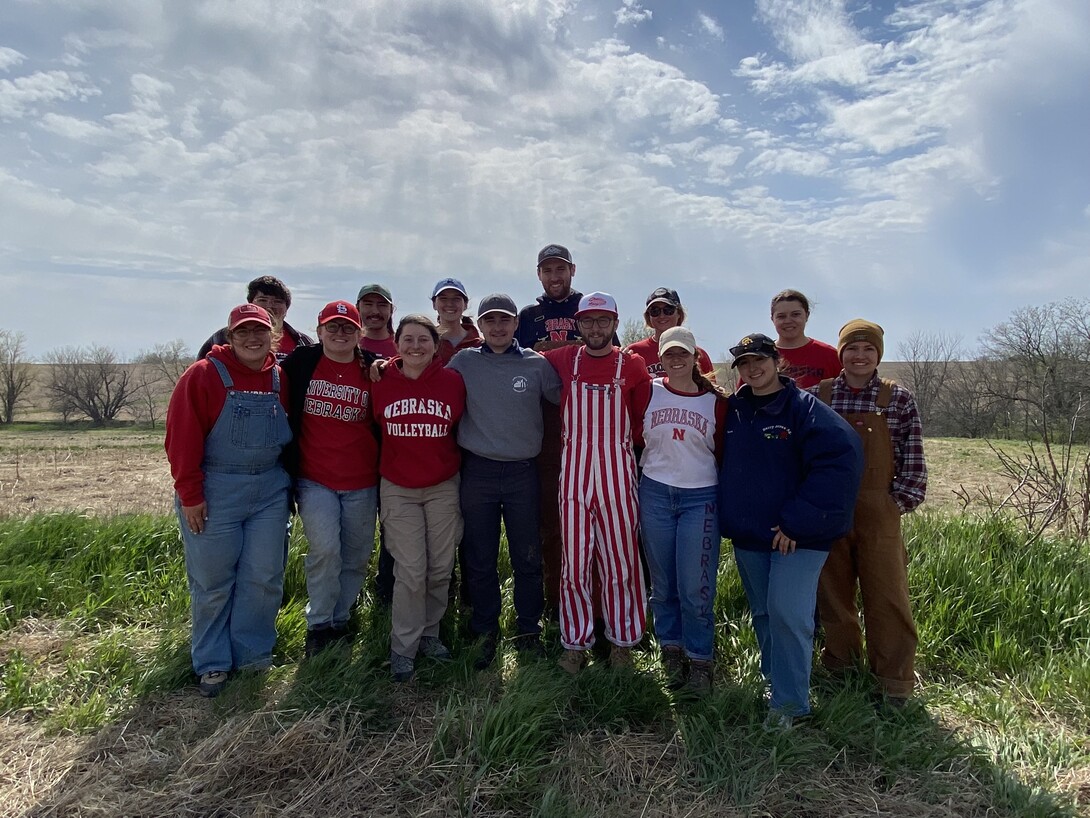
[
  {"left": 660, "top": 341, "right": 695, "bottom": 355},
  {"left": 478, "top": 309, "right": 517, "bottom": 318},
  {"left": 646, "top": 297, "right": 679, "bottom": 308},
  {"left": 320, "top": 317, "right": 362, "bottom": 329},
  {"left": 229, "top": 318, "right": 273, "bottom": 331}
]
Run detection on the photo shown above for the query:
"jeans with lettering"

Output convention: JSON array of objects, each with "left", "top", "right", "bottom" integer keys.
[{"left": 638, "top": 476, "right": 719, "bottom": 660}]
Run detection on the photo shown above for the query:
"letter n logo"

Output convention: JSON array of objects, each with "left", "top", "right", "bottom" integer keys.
[{"left": 672, "top": 428, "right": 685, "bottom": 441}]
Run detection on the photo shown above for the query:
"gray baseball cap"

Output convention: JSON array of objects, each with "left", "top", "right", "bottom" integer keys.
[{"left": 477, "top": 293, "right": 518, "bottom": 317}]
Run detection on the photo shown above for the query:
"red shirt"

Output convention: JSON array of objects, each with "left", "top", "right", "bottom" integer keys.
[
  {"left": 372, "top": 358, "right": 466, "bottom": 488},
  {"left": 626, "top": 335, "right": 715, "bottom": 378},
  {"left": 165, "top": 345, "right": 288, "bottom": 506},
  {"left": 360, "top": 335, "right": 398, "bottom": 359},
  {"left": 277, "top": 333, "right": 298, "bottom": 357},
  {"left": 543, "top": 346, "right": 652, "bottom": 442},
  {"left": 436, "top": 318, "right": 483, "bottom": 363},
  {"left": 778, "top": 339, "right": 842, "bottom": 389},
  {"left": 298, "top": 356, "right": 378, "bottom": 490}
]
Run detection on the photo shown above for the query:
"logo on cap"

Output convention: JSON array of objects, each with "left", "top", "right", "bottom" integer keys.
[
  {"left": 337, "top": 303, "right": 347, "bottom": 314},
  {"left": 588, "top": 296, "right": 607, "bottom": 307}
]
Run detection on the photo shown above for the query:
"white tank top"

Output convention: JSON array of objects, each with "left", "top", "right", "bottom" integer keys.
[{"left": 640, "top": 378, "right": 721, "bottom": 489}]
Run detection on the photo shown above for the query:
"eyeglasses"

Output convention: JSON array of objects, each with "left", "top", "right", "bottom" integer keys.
[
  {"left": 231, "top": 326, "right": 271, "bottom": 339},
  {"left": 577, "top": 316, "right": 615, "bottom": 329},
  {"left": 647, "top": 305, "right": 677, "bottom": 318},
  {"left": 322, "top": 322, "right": 360, "bottom": 335}
]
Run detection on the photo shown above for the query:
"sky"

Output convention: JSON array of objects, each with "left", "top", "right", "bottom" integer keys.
[{"left": 1, "top": 0, "right": 1088, "bottom": 361}]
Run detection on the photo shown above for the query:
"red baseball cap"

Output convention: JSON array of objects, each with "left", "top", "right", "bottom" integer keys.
[
  {"left": 228, "top": 303, "right": 273, "bottom": 331},
  {"left": 318, "top": 300, "right": 362, "bottom": 329}
]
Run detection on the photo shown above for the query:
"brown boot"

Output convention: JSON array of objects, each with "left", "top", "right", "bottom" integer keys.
[
  {"left": 661, "top": 646, "right": 687, "bottom": 690},
  {"left": 683, "top": 659, "right": 713, "bottom": 696},
  {"left": 609, "top": 645, "right": 633, "bottom": 669},
  {"left": 558, "top": 649, "right": 588, "bottom": 675}
]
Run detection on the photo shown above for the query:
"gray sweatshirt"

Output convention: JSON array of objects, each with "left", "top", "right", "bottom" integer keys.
[{"left": 448, "top": 343, "right": 562, "bottom": 461}]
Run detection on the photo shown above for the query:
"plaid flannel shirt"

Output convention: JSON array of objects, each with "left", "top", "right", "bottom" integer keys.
[{"left": 810, "top": 372, "right": 927, "bottom": 513}]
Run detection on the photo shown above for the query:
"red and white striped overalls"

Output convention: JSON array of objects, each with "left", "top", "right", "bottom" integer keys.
[{"left": 559, "top": 348, "right": 647, "bottom": 649}]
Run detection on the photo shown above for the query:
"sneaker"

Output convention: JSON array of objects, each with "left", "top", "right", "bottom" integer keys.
[
  {"left": 473, "top": 631, "right": 499, "bottom": 671},
  {"left": 683, "top": 659, "right": 713, "bottom": 697},
  {"left": 513, "top": 632, "right": 546, "bottom": 660},
  {"left": 419, "top": 636, "right": 453, "bottom": 662},
  {"left": 198, "top": 670, "right": 228, "bottom": 698},
  {"left": 558, "top": 648, "right": 588, "bottom": 675},
  {"left": 660, "top": 646, "right": 687, "bottom": 690},
  {"left": 609, "top": 645, "right": 633, "bottom": 669},
  {"left": 304, "top": 626, "right": 335, "bottom": 659},
  {"left": 390, "top": 652, "right": 415, "bottom": 682}
]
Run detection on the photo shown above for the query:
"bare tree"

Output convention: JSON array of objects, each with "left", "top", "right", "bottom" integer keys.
[
  {"left": 896, "top": 331, "right": 962, "bottom": 429},
  {"left": 620, "top": 317, "right": 647, "bottom": 347},
  {"left": 135, "top": 339, "right": 193, "bottom": 388},
  {"left": 43, "top": 345, "right": 136, "bottom": 425},
  {"left": 0, "top": 329, "right": 35, "bottom": 424}
]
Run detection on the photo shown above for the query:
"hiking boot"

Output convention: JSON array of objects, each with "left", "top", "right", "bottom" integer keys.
[
  {"left": 660, "top": 646, "right": 687, "bottom": 690},
  {"left": 304, "top": 626, "right": 335, "bottom": 658},
  {"left": 331, "top": 623, "right": 353, "bottom": 643},
  {"left": 513, "top": 632, "right": 546, "bottom": 660},
  {"left": 198, "top": 670, "right": 228, "bottom": 698},
  {"left": 609, "top": 645, "right": 633, "bottom": 669},
  {"left": 474, "top": 631, "right": 499, "bottom": 670},
  {"left": 762, "top": 710, "right": 795, "bottom": 732},
  {"left": 683, "top": 659, "right": 713, "bottom": 697},
  {"left": 558, "top": 649, "right": 588, "bottom": 675},
  {"left": 419, "top": 636, "right": 453, "bottom": 662},
  {"left": 390, "top": 652, "right": 415, "bottom": 682}
]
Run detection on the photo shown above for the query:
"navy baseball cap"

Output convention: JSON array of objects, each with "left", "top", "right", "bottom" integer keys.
[
  {"left": 431, "top": 278, "right": 468, "bottom": 299},
  {"left": 646, "top": 287, "right": 681, "bottom": 307},
  {"left": 730, "top": 333, "right": 779, "bottom": 367},
  {"left": 537, "top": 244, "right": 573, "bottom": 265},
  {"left": 477, "top": 293, "right": 518, "bottom": 318}
]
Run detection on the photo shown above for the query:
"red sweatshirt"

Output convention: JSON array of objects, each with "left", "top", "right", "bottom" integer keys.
[
  {"left": 371, "top": 358, "right": 466, "bottom": 488},
  {"left": 165, "top": 345, "right": 288, "bottom": 506}
]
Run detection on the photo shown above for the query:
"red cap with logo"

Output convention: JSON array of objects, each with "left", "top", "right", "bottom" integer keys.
[
  {"left": 318, "top": 300, "right": 362, "bottom": 329},
  {"left": 227, "top": 303, "right": 273, "bottom": 331}
]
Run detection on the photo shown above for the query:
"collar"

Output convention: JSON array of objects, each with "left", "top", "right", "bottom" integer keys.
[{"left": 482, "top": 340, "right": 522, "bottom": 355}]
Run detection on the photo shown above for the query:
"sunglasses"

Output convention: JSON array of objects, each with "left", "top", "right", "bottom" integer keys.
[{"left": 647, "top": 305, "right": 677, "bottom": 318}]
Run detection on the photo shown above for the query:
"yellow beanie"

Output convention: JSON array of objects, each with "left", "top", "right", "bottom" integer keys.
[{"left": 838, "top": 319, "right": 884, "bottom": 362}]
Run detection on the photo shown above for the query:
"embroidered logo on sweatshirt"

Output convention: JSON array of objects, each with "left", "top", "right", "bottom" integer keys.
[
  {"left": 512, "top": 375, "right": 528, "bottom": 393},
  {"left": 762, "top": 424, "right": 791, "bottom": 440}
]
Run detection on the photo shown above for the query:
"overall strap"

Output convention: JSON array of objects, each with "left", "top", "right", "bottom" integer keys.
[
  {"left": 817, "top": 378, "right": 835, "bottom": 406},
  {"left": 271, "top": 365, "right": 280, "bottom": 393},
  {"left": 877, "top": 379, "right": 894, "bottom": 409},
  {"left": 209, "top": 356, "right": 234, "bottom": 389}
]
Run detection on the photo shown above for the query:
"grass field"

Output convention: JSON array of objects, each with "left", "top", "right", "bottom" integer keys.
[{"left": 1, "top": 426, "right": 1088, "bottom": 816}]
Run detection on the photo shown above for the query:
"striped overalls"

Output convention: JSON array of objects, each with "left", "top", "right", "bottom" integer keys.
[{"left": 558, "top": 348, "right": 647, "bottom": 650}]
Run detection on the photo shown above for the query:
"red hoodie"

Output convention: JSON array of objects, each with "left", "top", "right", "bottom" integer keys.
[
  {"left": 371, "top": 357, "right": 466, "bottom": 489},
  {"left": 165, "top": 345, "right": 287, "bottom": 506}
]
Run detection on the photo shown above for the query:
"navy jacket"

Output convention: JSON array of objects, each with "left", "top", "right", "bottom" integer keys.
[
  {"left": 514, "top": 291, "right": 584, "bottom": 349},
  {"left": 718, "top": 376, "right": 863, "bottom": 552}
]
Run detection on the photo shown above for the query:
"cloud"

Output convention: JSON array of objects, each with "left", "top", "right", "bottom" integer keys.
[
  {"left": 0, "top": 70, "right": 100, "bottom": 119},
  {"left": 0, "top": 47, "right": 26, "bottom": 72},
  {"left": 697, "top": 12, "right": 724, "bottom": 41},
  {"left": 747, "top": 147, "right": 830, "bottom": 176},
  {"left": 615, "top": 1, "right": 652, "bottom": 26}
]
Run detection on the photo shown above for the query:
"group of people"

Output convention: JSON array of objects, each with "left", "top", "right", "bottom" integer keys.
[{"left": 165, "top": 249, "right": 927, "bottom": 728}]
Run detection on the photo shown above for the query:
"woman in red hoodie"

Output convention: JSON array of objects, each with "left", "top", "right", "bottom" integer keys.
[
  {"left": 371, "top": 314, "right": 467, "bottom": 682},
  {"left": 165, "top": 304, "right": 292, "bottom": 698}
]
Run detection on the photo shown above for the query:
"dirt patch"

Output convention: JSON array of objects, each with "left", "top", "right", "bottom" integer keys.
[{"left": 0, "top": 430, "right": 173, "bottom": 518}]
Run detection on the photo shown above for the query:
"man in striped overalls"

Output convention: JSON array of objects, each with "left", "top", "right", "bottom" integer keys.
[{"left": 543, "top": 292, "right": 652, "bottom": 672}]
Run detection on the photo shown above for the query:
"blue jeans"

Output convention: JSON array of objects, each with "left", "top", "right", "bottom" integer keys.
[
  {"left": 296, "top": 478, "right": 378, "bottom": 629},
  {"left": 639, "top": 476, "right": 719, "bottom": 660},
  {"left": 180, "top": 469, "right": 290, "bottom": 675},
  {"left": 733, "top": 546, "right": 829, "bottom": 716},
  {"left": 460, "top": 453, "right": 543, "bottom": 637}
]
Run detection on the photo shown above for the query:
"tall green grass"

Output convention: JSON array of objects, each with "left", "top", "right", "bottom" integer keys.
[{"left": 1, "top": 510, "right": 1087, "bottom": 816}]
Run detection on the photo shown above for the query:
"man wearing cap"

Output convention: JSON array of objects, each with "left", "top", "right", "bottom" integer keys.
[
  {"left": 447, "top": 294, "right": 562, "bottom": 668},
  {"left": 515, "top": 244, "right": 588, "bottom": 616},
  {"left": 356, "top": 283, "right": 398, "bottom": 360},
  {"left": 281, "top": 301, "right": 379, "bottom": 657},
  {"left": 811, "top": 319, "right": 927, "bottom": 707},
  {"left": 355, "top": 283, "right": 398, "bottom": 606},
  {"left": 198, "top": 275, "right": 314, "bottom": 362},
  {"left": 541, "top": 292, "right": 652, "bottom": 673}
]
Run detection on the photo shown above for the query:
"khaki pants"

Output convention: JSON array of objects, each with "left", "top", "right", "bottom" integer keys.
[{"left": 380, "top": 476, "right": 463, "bottom": 658}]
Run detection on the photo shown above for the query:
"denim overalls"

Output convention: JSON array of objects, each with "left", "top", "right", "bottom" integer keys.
[{"left": 178, "top": 357, "right": 292, "bottom": 675}]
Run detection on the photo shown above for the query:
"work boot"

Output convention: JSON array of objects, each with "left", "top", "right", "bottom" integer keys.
[
  {"left": 304, "top": 626, "right": 335, "bottom": 659},
  {"left": 660, "top": 646, "right": 687, "bottom": 690},
  {"left": 419, "top": 636, "right": 453, "bottom": 662},
  {"left": 390, "top": 652, "right": 415, "bottom": 683},
  {"left": 513, "top": 632, "right": 546, "bottom": 660},
  {"left": 609, "top": 645, "right": 633, "bottom": 669},
  {"left": 558, "top": 648, "right": 588, "bottom": 675},
  {"left": 474, "top": 631, "right": 499, "bottom": 670},
  {"left": 683, "top": 659, "right": 713, "bottom": 697}
]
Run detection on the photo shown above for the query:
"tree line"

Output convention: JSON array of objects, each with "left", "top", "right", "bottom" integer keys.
[
  {"left": 0, "top": 332, "right": 191, "bottom": 427},
  {"left": 2, "top": 297, "right": 1089, "bottom": 437}
]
